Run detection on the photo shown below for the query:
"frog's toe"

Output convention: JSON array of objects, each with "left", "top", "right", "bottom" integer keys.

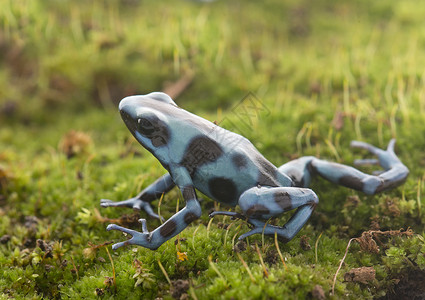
[
  {"left": 107, "top": 223, "right": 149, "bottom": 249},
  {"left": 107, "top": 223, "right": 124, "bottom": 231},
  {"left": 101, "top": 197, "right": 143, "bottom": 209},
  {"left": 100, "top": 199, "right": 114, "bottom": 207},
  {"left": 139, "top": 201, "right": 164, "bottom": 221},
  {"left": 350, "top": 140, "right": 382, "bottom": 155},
  {"left": 353, "top": 158, "right": 379, "bottom": 166},
  {"left": 106, "top": 223, "right": 140, "bottom": 237},
  {"left": 238, "top": 227, "right": 263, "bottom": 240},
  {"left": 111, "top": 240, "right": 130, "bottom": 250},
  {"left": 386, "top": 138, "right": 396, "bottom": 153},
  {"left": 209, "top": 211, "right": 247, "bottom": 221},
  {"left": 138, "top": 218, "right": 149, "bottom": 233}
]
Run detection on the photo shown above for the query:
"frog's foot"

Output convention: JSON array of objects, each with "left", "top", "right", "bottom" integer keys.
[
  {"left": 107, "top": 219, "right": 157, "bottom": 250},
  {"left": 237, "top": 219, "right": 291, "bottom": 243},
  {"left": 100, "top": 198, "right": 164, "bottom": 221},
  {"left": 209, "top": 211, "right": 247, "bottom": 221},
  {"left": 351, "top": 139, "right": 401, "bottom": 170}
]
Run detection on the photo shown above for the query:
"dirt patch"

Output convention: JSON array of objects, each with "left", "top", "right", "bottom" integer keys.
[
  {"left": 311, "top": 284, "right": 326, "bottom": 300},
  {"left": 344, "top": 267, "right": 375, "bottom": 284},
  {"left": 171, "top": 279, "right": 190, "bottom": 299},
  {"left": 380, "top": 269, "right": 425, "bottom": 300}
]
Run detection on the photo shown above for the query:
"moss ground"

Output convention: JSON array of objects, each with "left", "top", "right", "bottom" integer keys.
[{"left": 1, "top": 0, "right": 425, "bottom": 299}]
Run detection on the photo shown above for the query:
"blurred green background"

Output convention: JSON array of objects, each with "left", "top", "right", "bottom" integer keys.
[{"left": 1, "top": 0, "right": 425, "bottom": 299}]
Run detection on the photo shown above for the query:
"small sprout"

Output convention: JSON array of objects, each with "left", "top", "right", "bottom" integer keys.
[
  {"left": 76, "top": 208, "right": 96, "bottom": 227},
  {"left": 31, "top": 248, "right": 43, "bottom": 265},
  {"left": 132, "top": 259, "right": 156, "bottom": 289},
  {"left": 177, "top": 251, "right": 188, "bottom": 262},
  {"left": 386, "top": 246, "right": 406, "bottom": 258},
  {"left": 399, "top": 199, "right": 416, "bottom": 215},
  {"left": 52, "top": 240, "right": 66, "bottom": 262},
  {"left": 83, "top": 241, "right": 113, "bottom": 260}
]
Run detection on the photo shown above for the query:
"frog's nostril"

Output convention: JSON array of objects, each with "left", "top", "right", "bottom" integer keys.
[
  {"left": 120, "top": 110, "right": 137, "bottom": 132},
  {"left": 120, "top": 110, "right": 130, "bottom": 121}
]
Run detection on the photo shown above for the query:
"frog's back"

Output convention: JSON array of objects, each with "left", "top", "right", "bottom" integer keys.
[
  {"left": 135, "top": 98, "right": 292, "bottom": 205},
  {"left": 175, "top": 130, "right": 292, "bottom": 206}
]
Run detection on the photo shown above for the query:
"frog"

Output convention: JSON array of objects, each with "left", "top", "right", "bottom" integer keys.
[{"left": 101, "top": 92, "right": 409, "bottom": 250}]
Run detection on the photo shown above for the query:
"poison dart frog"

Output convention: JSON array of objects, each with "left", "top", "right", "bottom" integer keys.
[{"left": 101, "top": 92, "right": 409, "bottom": 250}]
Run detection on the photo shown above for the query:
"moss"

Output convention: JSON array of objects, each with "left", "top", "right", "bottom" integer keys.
[{"left": 1, "top": 0, "right": 425, "bottom": 298}]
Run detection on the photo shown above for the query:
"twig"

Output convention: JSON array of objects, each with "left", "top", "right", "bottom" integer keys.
[
  {"left": 255, "top": 243, "right": 268, "bottom": 278},
  {"left": 158, "top": 193, "right": 164, "bottom": 225},
  {"left": 331, "top": 238, "right": 356, "bottom": 296},
  {"left": 157, "top": 258, "right": 172, "bottom": 285},
  {"left": 315, "top": 232, "right": 323, "bottom": 264},
  {"left": 274, "top": 232, "right": 287, "bottom": 270},
  {"left": 70, "top": 255, "right": 79, "bottom": 280},
  {"left": 236, "top": 252, "right": 256, "bottom": 283},
  {"left": 162, "top": 72, "right": 194, "bottom": 99},
  {"left": 105, "top": 247, "right": 117, "bottom": 293},
  {"left": 208, "top": 255, "right": 228, "bottom": 288}
]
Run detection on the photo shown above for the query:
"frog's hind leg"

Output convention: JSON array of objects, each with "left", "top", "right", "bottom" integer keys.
[
  {"left": 235, "top": 186, "right": 319, "bottom": 242},
  {"left": 278, "top": 139, "right": 409, "bottom": 195},
  {"left": 278, "top": 156, "right": 315, "bottom": 187},
  {"left": 100, "top": 173, "right": 175, "bottom": 219}
]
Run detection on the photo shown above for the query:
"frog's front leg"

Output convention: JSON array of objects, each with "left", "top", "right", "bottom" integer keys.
[
  {"left": 106, "top": 168, "right": 201, "bottom": 250},
  {"left": 100, "top": 173, "right": 175, "bottom": 219},
  {"left": 212, "top": 186, "right": 319, "bottom": 242}
]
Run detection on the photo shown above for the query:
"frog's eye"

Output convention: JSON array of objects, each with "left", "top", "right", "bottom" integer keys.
[{"left": 138, "top": 118, "right": 155, "bottom": 135}]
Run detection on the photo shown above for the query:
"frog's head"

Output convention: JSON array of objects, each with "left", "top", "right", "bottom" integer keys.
[{"left": 119, "top": 92, "right": 177, "bottom": 150}]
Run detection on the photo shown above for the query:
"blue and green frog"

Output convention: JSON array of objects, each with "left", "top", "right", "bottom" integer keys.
[{"left": 101, "top": 92, "right": 409, "bottom": 250}]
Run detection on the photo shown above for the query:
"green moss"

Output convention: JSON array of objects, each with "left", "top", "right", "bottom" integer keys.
[{"left": 1, "top": 0, "right": 425, "bottom": 298}]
